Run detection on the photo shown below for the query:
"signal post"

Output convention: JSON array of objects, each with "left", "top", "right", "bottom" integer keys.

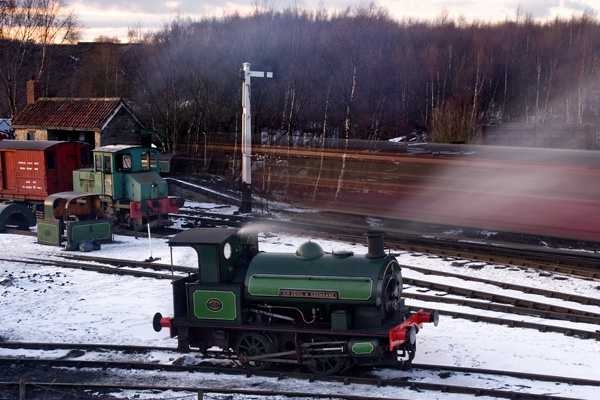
[{"left": 239, "top": 62, "right": 273, "bottom": 213}]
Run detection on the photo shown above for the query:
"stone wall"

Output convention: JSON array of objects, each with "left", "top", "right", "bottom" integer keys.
[{"left": 99, "top": 107, "right": 142, "bottom": 147}]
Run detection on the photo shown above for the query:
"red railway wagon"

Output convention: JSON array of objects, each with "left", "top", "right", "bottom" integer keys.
[
  {"left": 0, "top": 141, "right": 90, "bottom": 200},
  {"left": 0, "top": 141, "right": 91, "bottom": 231}
]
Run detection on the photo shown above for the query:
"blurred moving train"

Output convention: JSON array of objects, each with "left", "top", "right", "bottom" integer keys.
[
  {"left": 246, "top": 142, "right": 600, "bottom": 244},
  {"left": 0, "top": 140, "right": 183, "bottom": 243},
  {"left": 154, "top": 228, "right": 438, "bottom": 374}
]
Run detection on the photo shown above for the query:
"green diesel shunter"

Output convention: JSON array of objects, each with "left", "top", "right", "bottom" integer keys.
[
  {"left": 72, "top": 145, "right": 183, "bottom": 227},
  {"left": 154, "top": 228, "right": 438, "bottom": 375}
]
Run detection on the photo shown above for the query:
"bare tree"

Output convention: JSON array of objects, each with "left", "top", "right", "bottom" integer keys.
[{"left": 0, "top": 0, "right": 79, "bottom": 117}]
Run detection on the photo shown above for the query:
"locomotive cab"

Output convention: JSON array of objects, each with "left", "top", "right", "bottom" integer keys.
[
  {"left": 168, "top": 227, "right": 259, "bottom": 283},
  {"left": 37, "top": 191, "right": 113, "bottom": 247},
  {"left": 159, "top": 228, "right": 259, "bottom": 350}
]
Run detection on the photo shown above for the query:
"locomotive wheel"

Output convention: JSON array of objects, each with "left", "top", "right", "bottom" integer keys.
[
  {"left": 306, "top": 336, "right": 346, "bottom": 375},
  {"left": 235, "top": 332, "right": 274, "bottom": 370}
]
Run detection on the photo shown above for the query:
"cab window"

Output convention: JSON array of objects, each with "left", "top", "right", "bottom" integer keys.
[
  {"left": 104, "top": 155, "right": 112, "bottom": 173},
  {"left": 116, "top": 154, "right": 132, "bottom": 172},
  {"left": 141, "top": 151, "right": 157, "bottom": 170},
  {"left": 95, "top": 154, "right": 102, "bottom": 172}
]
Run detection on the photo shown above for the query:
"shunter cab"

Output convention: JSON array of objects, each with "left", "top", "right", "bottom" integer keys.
[
  {"left": 37, "top": 191, "right": 113, "bottom": 247},
  {"left": 163, "top": 228, "right": 259, "bottom": 341}
]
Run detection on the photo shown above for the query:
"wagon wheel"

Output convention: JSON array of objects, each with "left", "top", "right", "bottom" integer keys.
[
  {"left": 306, "top": 336, "right": 347, "bottom": 375},
  {"left": 235, "top": 332, "right": 274, "bottom": 371}
]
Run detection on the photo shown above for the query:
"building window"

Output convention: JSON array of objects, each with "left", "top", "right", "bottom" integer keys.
[{"left": 27, "top": 132, "right": 35, "bottom": 140}]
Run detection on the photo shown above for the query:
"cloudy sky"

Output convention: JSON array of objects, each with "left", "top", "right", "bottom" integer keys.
[{"left": 67, "top": 0, "right": 599, "bottom": 42}]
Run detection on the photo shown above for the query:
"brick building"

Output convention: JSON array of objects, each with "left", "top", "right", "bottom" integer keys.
[{"left": 11, "top": 80, "right": 144, "bottom": 148}]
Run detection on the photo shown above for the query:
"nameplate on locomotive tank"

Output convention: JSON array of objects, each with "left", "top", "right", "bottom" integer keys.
[{"left": 279, "top": 289, "right": 338, "bottom": 299}]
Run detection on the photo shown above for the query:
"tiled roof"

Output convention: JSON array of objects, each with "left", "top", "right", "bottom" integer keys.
[{"left": 11, "top": 98, "right": 129, "bottom": 130}]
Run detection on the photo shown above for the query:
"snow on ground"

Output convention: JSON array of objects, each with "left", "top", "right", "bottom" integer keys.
[{"left": 1, "top": 203, "right": 600, "bottom": 399}]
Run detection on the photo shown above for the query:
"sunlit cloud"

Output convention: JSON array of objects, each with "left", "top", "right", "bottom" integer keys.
[
  {"left": 165, "top": 2, "right": 181, "bottom": 9},
  {"left": 68, "top": 1, "right": 250, "bottom": 41},
  {"left": 67, "top": 0, "right": 600, "bottom": 42},
  {"left": 380, "top": 0, "right": 597, "bottom": 22}
]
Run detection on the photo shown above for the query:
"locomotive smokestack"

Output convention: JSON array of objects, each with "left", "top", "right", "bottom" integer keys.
[{"left": 365, "top": 230, "right": 386, "bottom": 259}]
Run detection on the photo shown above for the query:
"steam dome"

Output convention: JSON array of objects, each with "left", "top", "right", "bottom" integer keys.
[{"left": 295, "top": 241, "right": 324, "bottom": 260}]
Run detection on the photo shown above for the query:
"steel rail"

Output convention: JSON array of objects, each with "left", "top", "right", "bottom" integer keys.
[
  {"left": 2, "top": 341, "right": 599, "bottom": 387},
  {"left": 403, "top": 277, "right": 600, "bottom": 320},
  {"left": 402, "top": 263, "right": 600, "bottom": 306},
  {"left": 0, "top": 356, "right": 590, "bottom": 400},
  {"left": 0, "top": 257, "right": 178, "bottom": 279},
  {"left": 404, "top": 291, "right": 600, "bottom": 325},
  {"left": 405, "top": 305, "right": 600, "bottom": 340}
]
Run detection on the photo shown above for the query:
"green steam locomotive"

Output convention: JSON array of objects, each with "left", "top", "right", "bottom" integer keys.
[{"left": 154, "top": 228, "right": 438, "bottom": 375}]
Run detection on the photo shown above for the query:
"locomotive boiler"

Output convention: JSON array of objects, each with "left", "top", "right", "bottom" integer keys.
[{"left": 154, "top": 228, "right": 438, "bottom": 375}]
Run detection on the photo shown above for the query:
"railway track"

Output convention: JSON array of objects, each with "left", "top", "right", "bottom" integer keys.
[
  {"left": 0, "top": 256, "right": 180, "bottom": 280},
  {"left": 7, "top": 201, "right": 600, "bottom": 280},
  {"left": 403, "top": 277, "right": 600, "bottom": 322},
  {"left": 0, "top": 341, "right": 597, "bottom": 400},
  {"left": 405, "top": 304, "right": 599, "bottom": 339},
  {"left": 3, "top": 253, "right": 598, "bottom": 340},
  {"left": 402, "top": 262, "right": 600, "bottom": 306},
  {"left": 2, "top": 229, "right": 598, "bottom": 398},
  {"left": 2, "top": 381, "right": 396, "bottom": 400},
  {"left": 170, "top": 203, "right": 600, "bottom": 280},
  {"left": 389, "top": 239, "right": 600, "bottom": 280}
]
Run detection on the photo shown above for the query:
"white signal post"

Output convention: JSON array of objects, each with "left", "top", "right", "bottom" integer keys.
[{"left": 239, "top": 62, "right": 273, "bottom": 213}]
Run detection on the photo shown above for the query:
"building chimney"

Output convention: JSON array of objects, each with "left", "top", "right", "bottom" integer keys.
[
  {"left": 27, "top": 76, "right": 41, "bottom": 105},
  {"left": 365, "top": 230, "right": 386, "bottom": 259}
]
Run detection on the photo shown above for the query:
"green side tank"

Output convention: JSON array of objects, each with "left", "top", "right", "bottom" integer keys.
[{"left": 244, "top": 239, "right": 402, "bottom": 308}]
